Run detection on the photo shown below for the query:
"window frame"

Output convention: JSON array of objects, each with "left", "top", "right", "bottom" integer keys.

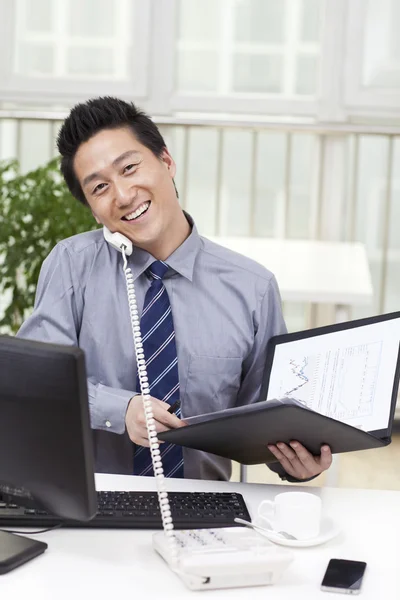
[
  {"left": 0, "top": 0, "right": 151, "bottom": 105},
  {"left": 169, "top": 0, "right": 323, "bottom": 117},
  {"left": 343, "top": 0, "right": 400, "bottom": 117}
]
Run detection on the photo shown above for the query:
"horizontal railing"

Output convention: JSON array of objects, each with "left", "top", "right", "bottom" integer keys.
[{"left": 1, "top": 109, "right": 400, "bottom": 135}]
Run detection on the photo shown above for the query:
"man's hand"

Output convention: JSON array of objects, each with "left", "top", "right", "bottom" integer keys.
[
  {"left": 125, "top": 395, "right": 185, "bottom": 447},
  {"left": 267, "top": 441, "right": 332, "bottom": 480}
]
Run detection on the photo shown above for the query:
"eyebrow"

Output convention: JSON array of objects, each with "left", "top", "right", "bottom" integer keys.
[{"left": 82, "top": 150, "right": 141, "bottom": 188}]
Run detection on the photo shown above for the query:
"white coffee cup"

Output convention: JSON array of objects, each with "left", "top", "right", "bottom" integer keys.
[{"left": 257, "top": 491, "right": 322, "bottom": 540}]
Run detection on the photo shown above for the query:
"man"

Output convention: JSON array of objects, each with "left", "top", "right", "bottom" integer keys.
[{"left": 18, "top": 96, "right": 332, "bottom": 481}]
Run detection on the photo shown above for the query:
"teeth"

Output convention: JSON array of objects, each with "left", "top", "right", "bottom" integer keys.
[{"left": 125, "top": 202, "right": 150, "bottom": 221}]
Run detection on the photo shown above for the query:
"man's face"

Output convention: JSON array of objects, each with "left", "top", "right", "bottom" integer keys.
[{"left": 74, "top": 127, "right": 181, "bottom": 251}]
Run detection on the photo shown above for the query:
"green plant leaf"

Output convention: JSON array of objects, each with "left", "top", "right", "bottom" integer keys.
[{"left": 0, "top": 157, "right": 99, "bottom": 333}]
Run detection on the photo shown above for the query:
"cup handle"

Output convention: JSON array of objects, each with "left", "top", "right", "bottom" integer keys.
[
  {"left": 258, "top": 499, "right": 274, "bottom": 517},
  {"left": 256, "top": 514, "right": 274, "bottom": 530},
  {"left": 257, "top": 500, "right": 275, "bottom": 529}
]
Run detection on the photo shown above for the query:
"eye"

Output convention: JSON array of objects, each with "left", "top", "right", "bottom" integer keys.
[
  {"left": 93, "top": 182, "right": 107, "bottom": 195},
  {"left": 123, "top": 163, "right": 138, "bottom": 174}
]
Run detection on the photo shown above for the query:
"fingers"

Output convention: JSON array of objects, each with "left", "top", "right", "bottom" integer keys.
[
  {"left": 130, "top": 419, "right": 170, "bottom": 447},
  {"left": 319, "top": 445, "right": 333, "bottom": 470},
  {"left": 152, "top": 400, "right": 185, "bottom": 429},
  {"left": 268, "top": 443, "right": 310, "bottom": 480},
  {"left": 268, "top": 444, "right": 298, "bottom": 478},
  {"left": 136, "top": 435, "right": 151, "bottom": 448},
  {"left": 268, "top": 441, "right": 332, "bottom": 480},
  {"left": 125, "top": 395, "right": 185, "bottom": 445},
  {"left": 289, "top": 441, "right": 319, "bottom": 474}
]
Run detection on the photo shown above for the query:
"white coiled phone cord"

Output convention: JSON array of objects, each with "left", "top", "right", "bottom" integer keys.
[{"left": 122, "top": 250, "right": 179, "bottom": 567}]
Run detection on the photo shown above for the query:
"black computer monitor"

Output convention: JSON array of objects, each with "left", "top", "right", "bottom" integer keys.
[{"left": 0, "top": 335, "right": 97, "bottom": 522}]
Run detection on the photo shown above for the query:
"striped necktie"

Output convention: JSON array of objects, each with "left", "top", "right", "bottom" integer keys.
[{"left": 133, "top": 260, "right": 184, "bottom": 478}]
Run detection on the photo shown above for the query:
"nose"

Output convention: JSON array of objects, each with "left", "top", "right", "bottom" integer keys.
[{"left": 114, "top": 180, "right": 136, "bottom": 207}]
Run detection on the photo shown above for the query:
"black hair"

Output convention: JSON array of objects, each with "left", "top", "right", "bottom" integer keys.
[{"left": 57, "top": 96, "right": 168, "bottom": 205}]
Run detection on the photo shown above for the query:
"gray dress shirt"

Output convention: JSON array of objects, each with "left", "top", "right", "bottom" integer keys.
[{"left": 17, "top": 216, "right": 288, "bottom": 480}]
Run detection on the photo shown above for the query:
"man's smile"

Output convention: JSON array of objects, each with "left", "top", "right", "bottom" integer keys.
[{"left": 121, "top": 201, "right": 151, "bottom": 222}]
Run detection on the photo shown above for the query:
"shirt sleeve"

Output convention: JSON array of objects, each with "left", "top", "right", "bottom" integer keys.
[
  {"left": 17, "top": 243, "right": 137, "bottom": 434},
  {"left": 235, "top": 274, "right": 287, "bottom": 408}
]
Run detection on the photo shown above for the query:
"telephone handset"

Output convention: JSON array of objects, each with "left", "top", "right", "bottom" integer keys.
[
  {"left": 105, "top": 227, "right": 294, "bottom": 591},
  {"left": 103, "top": 226, "right": 133, "bottom": 256}
]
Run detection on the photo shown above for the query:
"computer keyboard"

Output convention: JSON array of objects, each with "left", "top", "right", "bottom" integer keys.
[{"left": 0, "top": 490, "right": 251, "bottom": 530}]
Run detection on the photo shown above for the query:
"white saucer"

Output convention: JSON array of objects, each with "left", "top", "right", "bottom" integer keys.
[{"left": 252, "top": 515, "right": 341, "bottom": 548}]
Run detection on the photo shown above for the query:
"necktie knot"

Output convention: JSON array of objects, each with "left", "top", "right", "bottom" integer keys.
[{"left": 148, "top": 260, "right": 169, "bottom": 280}]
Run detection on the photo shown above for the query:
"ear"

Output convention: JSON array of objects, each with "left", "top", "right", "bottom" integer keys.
[{"left": 160, "top": 147, "right": 176, "bottom": 179}]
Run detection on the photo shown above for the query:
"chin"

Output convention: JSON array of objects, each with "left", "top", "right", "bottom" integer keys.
[
  {"left": 126, "top": 232, "right": 156, "bottom": 250},
  {"left": 117, "top": 219, "right": 162, "bottom": 250}
]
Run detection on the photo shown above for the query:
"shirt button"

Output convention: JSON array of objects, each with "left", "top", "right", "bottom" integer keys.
[{"left": 105, "top": 420, "right": 111, "bottom": 428}]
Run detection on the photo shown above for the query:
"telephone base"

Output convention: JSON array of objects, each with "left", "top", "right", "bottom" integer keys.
[{"left": 153, "top": 527, "right": 293, "bottom": 591}]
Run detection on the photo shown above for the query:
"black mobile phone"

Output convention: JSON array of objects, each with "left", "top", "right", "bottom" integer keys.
[
  {"left": 0, "top": 531, "right": 47, "bottom": 575},
  {"left": 321, "top": 559, "right": 367, "bottom": 594}
]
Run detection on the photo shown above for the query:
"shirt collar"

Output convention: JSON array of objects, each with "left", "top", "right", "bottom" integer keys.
[{"left": 128, "top": 212, "right": 200, "bottom": 282}]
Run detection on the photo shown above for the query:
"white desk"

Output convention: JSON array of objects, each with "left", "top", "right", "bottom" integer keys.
[
  {"left": 2, "top": 474, "right": 399, "bottom": 599},
  {"left": 207, "top": 236, "right": 374, "bottom": 323}
]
